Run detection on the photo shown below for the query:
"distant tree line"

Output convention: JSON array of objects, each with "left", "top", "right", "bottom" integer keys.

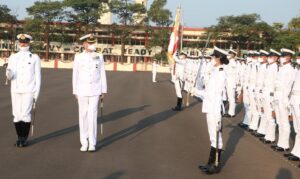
[{"left": 0, "top": 1, "right": 299, "bottom": 61}]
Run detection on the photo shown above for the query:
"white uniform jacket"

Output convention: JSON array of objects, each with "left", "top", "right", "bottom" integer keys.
[
  {"left": 274, "top": 63, "right": 297, "bottom": 106},
  {"left": 262, "top": 62, "right": 278, "bottom": 95},
  {"left": 202, "top": 65, "right": 226, "bottom": 115},
  {"left": 173, "top": 56, "right": 187, "bottom": 81},
  {"left": 225, "top": 58, "right": 237, "bottom": 88},
  {"left": 7, "top": 51, "right": 41, "bottom": 99},
  {"left": 73, "top": 52, "right": 107, "bottom": 97}
]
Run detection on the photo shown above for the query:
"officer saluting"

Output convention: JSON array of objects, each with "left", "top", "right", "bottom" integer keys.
[
  {"left": 6, "top": 34, "right": 41, "bottom": 147},
  {"left": 72, "top": 34, "right": 107, "bottom": 152},
  {"left": 199, "top": 46, "right": 229, "bottom": 174}
]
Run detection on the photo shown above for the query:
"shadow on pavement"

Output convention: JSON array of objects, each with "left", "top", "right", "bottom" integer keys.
[
  {"left": 30, "top": 105, "right": 149, "bottom": 145},
  {"left": 96, "top": 101, "right": 198, "bottom": 150},
  {"left": 276, "top": 168, "right": 293, "bottom": 179},
  {"left": 102, "top": 171, "right": 125, "bottom": 179},
  {"left": 221, "top": 123, "right": 245, "bottom": 168}
]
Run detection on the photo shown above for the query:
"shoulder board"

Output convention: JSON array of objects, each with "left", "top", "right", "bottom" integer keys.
[
  {"left": 29, "top": 53, "right": 32, "bottom": 58},
  {"left": 219, "top": 68, "right": 224, "bottom": 71}
]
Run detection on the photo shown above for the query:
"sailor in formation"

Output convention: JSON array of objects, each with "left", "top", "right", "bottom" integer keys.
[
  {"left": 172, "top": 52, "right": 188, "bottom": 111},
  {"left": 198, "top": 46, "right": 229, "bottom": 174},
  {"left": 223, "top": 49, "right": 238, "bottom": 118}
]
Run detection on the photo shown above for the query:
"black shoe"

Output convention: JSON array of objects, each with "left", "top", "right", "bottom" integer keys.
[
  {"left": 271, "top": 144, "right": 277, "bottom": 149},
  {"left": 255, "top": 133, "right": 265, "bottom": 138},
  {"left": 223, "top": 114, "right": 235, "bottom": 118},
  {"left": 238, "top": 123, "right": 248, "bottom": 129},
  {"left": 14, "top": 139, "right": 22, "bottom": 147},
  {"left": 251, "top": 131, "right": 257, "bottom": 136},
  {"left": 284, "top": 153, "right": 294, "bottom": 158},
  {"left": 20, "top": 137, "right": 28, "bottom": 147},
  {"left": 14, "top": 122, "right": 23, "bottom": 147},
  {"left": 172, "top": 98, "right": 182, "bottom": 111},
  {"left": 274, "top": 146, "right": 289, "bottom": 152},
  {"left": 172, "top": 106, "right": 182, "bottom": 111},
  {"left": 199, "top": 147, "right": 216, "bottom": 173},
  {"left": 248, "top": 129, "right": 254, "bottom": 132},
  {"left": 288, "top": 155, "right": 300, "bottom": 161},
  {"left": 263, "top": 140, "right": 274, "bottom": 144}
]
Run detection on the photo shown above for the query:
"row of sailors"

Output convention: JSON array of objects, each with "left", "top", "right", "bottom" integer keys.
[{"left": 171, "top": 47, "right": 300, "bottom": 172}]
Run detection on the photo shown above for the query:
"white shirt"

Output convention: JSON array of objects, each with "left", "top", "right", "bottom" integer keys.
[
  {"left": 73, "top": 51, "right": 107, "bottom": 97},
  {"left": 173, "top": 56, "right": 187, "bottom": 80},
  {"left": 263, "top": 62, "right": 278, "bottom": 93},
  {"left": 202, "top": 65, "right": 226, "bottom": 115},
  {"left": 274, "top": 63, "right": 297, "bottom": 101},
  {"left": 255, "top": 63, "right": 268, "bottom": 91},
  {"left": 7, "top": 50, "right": 41, "bottom": 99},
  {"left": 292, "top": 68, "right": 300, "bottom": 92},
  {"left": 248, "top": 61, "right": 260, "bottom": 91}
]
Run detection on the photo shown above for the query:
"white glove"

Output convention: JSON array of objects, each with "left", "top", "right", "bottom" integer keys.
[{"left": 6, "top": 69, "right": 13, "bottom": 80}]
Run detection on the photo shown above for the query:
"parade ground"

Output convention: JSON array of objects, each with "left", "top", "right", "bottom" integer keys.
[{"left": 0, "top": 68, "right": 300, "bottom": 179}]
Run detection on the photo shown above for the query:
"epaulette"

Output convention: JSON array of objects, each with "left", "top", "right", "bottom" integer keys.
[
  {"left": 29, "top": 53, "right": 32, "bottom": 58},
  {"left": 219, "top": 68, "right": 224, "bottom": 71}
]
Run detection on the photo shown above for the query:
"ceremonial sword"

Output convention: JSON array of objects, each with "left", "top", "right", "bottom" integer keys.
[
  {"left": 100, "top": 98, "right": 104, "bottom": 135},
  {"left": 31, "top": 99, "right": 36, "bottom": 136},
  {"left": 215, "top": 120, "right": 221, "bottom": 167}
]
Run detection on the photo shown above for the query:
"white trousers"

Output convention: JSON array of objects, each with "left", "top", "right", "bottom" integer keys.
[
  {"left": 226, "top": 86, "right": 236, "bottom": 116},
  {"left": 11, "top": 93, "right": 34, "bottom": 123},
  {"left": 291, "top": 95, "right": 300, "bottom": 157},
  {"left": 206, "top": 113, "right": 223, "bottom": 149},
  {"left": 77, "top": 95, "right": 99, "bottom": 147},
  {"left": 152, "top": 72, "right": 157, "bottom": 82},
  {"left": 242, "top": 88, "right": 251, "bottom": 125},
  {"left": 249, "top": 91, "right": 260, "bottom": 130},
  {"left": 257, "top": 93, "right": 269, "bottom": 135},
  {"left": 274, "top": 98, "right": 290, "bottom": 149},
  {"left": 174, "top": 78, "right": 183, "bottom": 98}
]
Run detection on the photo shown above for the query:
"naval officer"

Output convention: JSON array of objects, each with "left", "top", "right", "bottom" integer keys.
[
  {"left": 73, "top": 34, "right": 107, "bottom": 152},
  {"left": 6, "top": 34, "right": 41, "bottom": 147}
]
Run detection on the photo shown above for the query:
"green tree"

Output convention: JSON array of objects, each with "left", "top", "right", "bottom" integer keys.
[
  {"left": 63, "top": 0, "right": 104, "bottom": 39},
  {"left": 147, "top": 0, "right": 172, "bottom": 62},
  {"left": 0, "top": 4, "right": 16, "bottom": 22},
  {"left": 109, "top": 0, "right": 147, "bottom": 63},
  {"left": 0, "top": 5, "right": 17, "bottom": 54},
  {"left": 26, "top": 0, "right": 63, "bottom": 60},
  {"left": 209, "top": 13, "right": 274, "bottom": 52},
  {"left": 288, "top": 17, "right": 300, "bottom": 31}
]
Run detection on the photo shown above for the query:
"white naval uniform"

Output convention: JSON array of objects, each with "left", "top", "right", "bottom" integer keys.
[
  {"left": 262, "top": 62, "right": 278, "bottom": 142},
  {"left": 249, "top": 61, "right": 261, "bottom": 131},
  {"left": 273, "top": 63, "right": 297, "bottom": 149},
  {"left": 290, "top": 67, "right": 300, "bottom": 157},
  {"left": 202, "top": 65, "right": 226, "bottom": 149},
  {"left": 6, "top": 50, "right": 41, "bottom": 123},
  {"left": 255, "top": 63, "right": 268, "bottom": 135},
  {"left": 225, "top": 58, "right": 238, "bottom": 116},
  {"left": 241, "top": 61, "right": 252, "bottom": 126},
  {"left": 173, "top": 56, "right": 187, "bottom": 98},
  {"left": 152, "top": 61, "right": 158, "bottom": 82},
  {"left": 73, "top": 51, "right": 107, "bottom": 148}
]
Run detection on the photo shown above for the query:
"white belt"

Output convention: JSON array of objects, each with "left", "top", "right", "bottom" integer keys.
[{"left": 275, "top": 87, "right": 283, "bottom": 91}]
